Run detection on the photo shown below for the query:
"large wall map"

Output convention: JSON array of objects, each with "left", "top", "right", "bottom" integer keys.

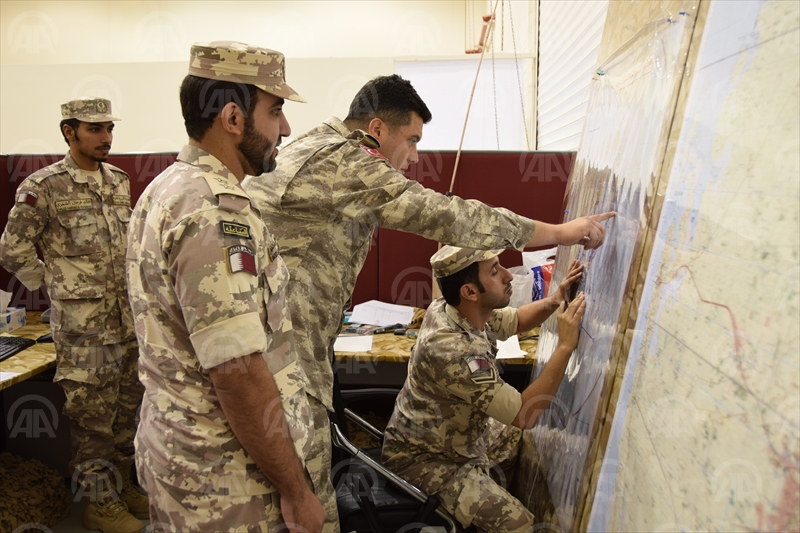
[
  {"left": 516, "top": 11, "right": 699, "bottom": 531},
  {"left": 588, "top": 1, "right": 800, "bottom": 531}
]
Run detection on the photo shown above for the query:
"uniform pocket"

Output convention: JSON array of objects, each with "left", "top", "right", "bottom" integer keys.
[
  {"left": 51, "top": 284, "right": 105, "bottom": 338},
  {"left": 56, "top": 210, "right": 100, "bottom": 256},
  {"left": 263, "top": 255, "right": 290, "bottom": 334}
]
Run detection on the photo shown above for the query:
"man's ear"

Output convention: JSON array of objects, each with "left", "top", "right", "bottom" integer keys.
[
  {"left": 219, "top": 101, "right": 246, "bottom": 136},
  {"left": 460, "top": 283, "right": 479, "bottom": 303},
  {"left": 366, "top": 117, "right": 386, "bottom": 139},
  {"left": 63, "top": 124, "right": 77, "bottom": 143}
]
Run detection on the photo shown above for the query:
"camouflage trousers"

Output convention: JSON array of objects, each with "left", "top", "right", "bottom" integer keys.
[
  {"left": 388, "top": 420, "right": 533, "bottom": 533},
  {"left": 307, "top": 395, "right": 340, "bottom": 533},
  {"left": 54, "top": 340, "right": 143, "bottom": 502}
]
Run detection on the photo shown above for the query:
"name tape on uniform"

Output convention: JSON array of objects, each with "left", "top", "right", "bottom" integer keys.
[
  {"left": 55, "top": 198, "right": 92, "bottom": 211},
  {"left": 220, "top": 221, "right": 251, "bottom": 239},
  {"left": 113, "top": 195, "right": 131, "bottom": 207}
]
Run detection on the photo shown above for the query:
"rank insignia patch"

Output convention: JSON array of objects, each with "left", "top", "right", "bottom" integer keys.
[
  {"left": 466, "top": 355, "right": 495, "bottom": 384},
  {"left": 17, "top": 191, "right": 38, "bottom": 207},
  {"left": 220, "top": 221, "right": 252, "bottom": 239},
  {"left": 360, "top": 144, "right": 389, "bottom": 161},
  {"left": 225, "top": 245, "right": 256, "bottom": 275}
]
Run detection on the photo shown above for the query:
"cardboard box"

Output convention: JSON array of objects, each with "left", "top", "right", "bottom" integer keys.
[{"left": 0, "top": 307, "right": 27, "bottom": 334}]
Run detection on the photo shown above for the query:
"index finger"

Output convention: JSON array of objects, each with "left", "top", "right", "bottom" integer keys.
[{"left": 590, "top": 212, "right": 616, "bottom": 222}]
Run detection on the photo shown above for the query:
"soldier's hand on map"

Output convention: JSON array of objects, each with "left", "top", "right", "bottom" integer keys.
[
  {"left": 557, "top": 292, "right": 586, "bottom": 351},
  {"left": 554, "top": 259, "right": 583, "bottom": 304},
  {"left": 280, "top": 488, "right": 325, "bottom": 533},
  {"left": 559, "top": 212, "right": 616, "bottom": 249}
]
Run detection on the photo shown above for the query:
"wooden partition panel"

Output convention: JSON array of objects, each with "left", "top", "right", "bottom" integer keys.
[{"left": 379, "top": 152, "right": 574, "bottom": 308}]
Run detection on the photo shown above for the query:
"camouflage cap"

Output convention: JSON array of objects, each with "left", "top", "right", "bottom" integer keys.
[
  {"left": 60, "top": 98, "right": 120, "bottom": 122},
  {"left": 430, "top": 246, "right": 504, "bottom": 278},
  {"left": 188, "top": 41, "right": 306, "bottom": 103}
]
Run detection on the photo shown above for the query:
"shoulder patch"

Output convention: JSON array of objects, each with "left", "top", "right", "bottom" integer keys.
[
  {"left": 17, "top": 190, "right": 38, "bottom": 207},
  {"left": 360, "top": 144, "right": 389, "bottom": 161},
  {"left": 225, "top": 245, "right": 256, "bottom": 275},
  {"left": 466, "top": 355, "right": 496, "bottom": 384},
  {"left": 220, "top": 221, "right": 251, "bottom": 239}
]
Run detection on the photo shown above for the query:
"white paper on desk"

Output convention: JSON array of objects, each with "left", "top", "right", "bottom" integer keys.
[
  {"left": 349, "top": 300, "right": 415, "bottom": 327},
  {"left": 0, "top": 371, "right": 21, "bottom": 381},
  {"left": 496, "top": 335, "right": 527, "bottom": 359},
  {"left": 0, "top": 290, "right": 11, "bottom": 312},
  {"left": 334, "top": 335, "right": 373, "bottom": 352}
]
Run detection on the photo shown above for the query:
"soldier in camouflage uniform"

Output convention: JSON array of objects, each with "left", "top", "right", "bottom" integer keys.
[
  {"left": 0, "top": 98, "right": 148, "bottom": 533},
  {"left": 382, "top": 247, "right": 588, "bottom": 532},
  {"left": 126, "top": 41, "right": 324, "bottom": 533},
  {"left": 242, "top": 74, "right": 614, "bottom": 529}
]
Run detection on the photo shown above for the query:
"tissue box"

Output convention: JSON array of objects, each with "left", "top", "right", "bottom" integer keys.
[{"left": 0, "top": 307, "right": 26, "bottom": 334}]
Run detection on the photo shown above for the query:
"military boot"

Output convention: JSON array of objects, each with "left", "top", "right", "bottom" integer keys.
[
  {"left": 83, "top": 500, "right": 144, "bottom": 533},
  {"left": 119, "top": 466, "right": 150, "bottom": 519}
]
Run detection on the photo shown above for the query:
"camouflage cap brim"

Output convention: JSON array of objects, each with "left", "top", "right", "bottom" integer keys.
[
  {"left": 76, "top": 113, "right": 121, "bottom": 123},
  {"left": 431, "top": 246, "right": 505, "bottom": 278},
  {"left": 254, "top": 82, "right": 307, "bottom": 103}
]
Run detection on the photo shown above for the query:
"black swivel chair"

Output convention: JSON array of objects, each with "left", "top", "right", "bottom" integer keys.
[{"left": 332, "top": 388, "right": 463, "bottom": 533}]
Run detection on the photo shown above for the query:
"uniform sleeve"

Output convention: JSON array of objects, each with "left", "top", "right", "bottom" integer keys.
[
  {"left": 334, "top": 150, "right": 537, "bottom": 251},
  {"left": 166, "top": 208, "right": 268, "bottom": 370},
  {"left": 432, "top": 333, "right": 522, "bottom": 425},
  {"left": 0, "top": 178, "right": 48, "bottom": 291},
  {"left": 486, "top": 307, "right": 519, "bottom": 341}
]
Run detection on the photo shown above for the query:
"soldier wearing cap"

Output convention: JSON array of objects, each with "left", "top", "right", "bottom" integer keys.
[
  {"left": 0, "top": 98, "right": 148, "bottom": 533},
  {"left": 126, "top": 41, "right": 324, "bottom": 533},
  {"left": 241, "top": 74, "right": 615, "bottom": 528},
  {"left": 381, "top": 246, "right": 587, "bottom": 532}
]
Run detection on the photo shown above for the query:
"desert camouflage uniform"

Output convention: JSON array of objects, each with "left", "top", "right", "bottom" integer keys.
[
  {"left": 126, "top": 145, "right": 314, "bottom": 532},
  {"left": 241, "top": 117, "right": 537, "bottom": 527},
  {"left": 0, "top": 151, "right": 142, "bottom": 499},
  {"left": 382, "top": 298, "right": 533, "bottom": 532}
]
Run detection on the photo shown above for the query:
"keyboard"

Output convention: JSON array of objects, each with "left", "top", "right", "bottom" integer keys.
[{"left": 0, "top": 336, "right": 36, "bottom": 363}]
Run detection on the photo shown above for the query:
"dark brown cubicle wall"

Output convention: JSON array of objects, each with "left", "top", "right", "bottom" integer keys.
[{"left": 0, "top": 151, "right": 574, "bottom": 311}]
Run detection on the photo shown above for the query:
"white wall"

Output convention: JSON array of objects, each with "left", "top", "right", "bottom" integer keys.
[{"left": 0, "top": 1, "right": 469, "bottom": 153}]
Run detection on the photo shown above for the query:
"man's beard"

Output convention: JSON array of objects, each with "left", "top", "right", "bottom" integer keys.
[
  {"left": 73, "top": 132, "right": 110, "bottom": 163},
  {"left": 238, "top": 115, "right": 277, "bottom": 175}
]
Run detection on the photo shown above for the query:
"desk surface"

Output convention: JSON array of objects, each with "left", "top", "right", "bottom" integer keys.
[
  {"left": 0, "top": 312, "right": 54, "bottom": 391},
  {"left": 335, "top": 330, "right": 540, "bottom": 364}
]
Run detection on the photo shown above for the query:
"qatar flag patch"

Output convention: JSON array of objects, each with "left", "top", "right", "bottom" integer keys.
[
  {"left": 17, "top": 190, "right": 38, "bottom": 207},
  {"left": 360, "top": 144, "right": 388, "bottom": 161},
  {"left": 466, "top": 355, "right": 495, "bottom": 384},
  {"left": 225, "top": 245, "right": 256, "bottom": 275}
]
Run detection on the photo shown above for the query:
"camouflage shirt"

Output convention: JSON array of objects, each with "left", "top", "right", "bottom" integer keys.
[
  {"left": 242, "top": 117, "right": 538, "bottom": 411},
  {"left": 0, "top": 153, "right": 133, "bottom": 346},
  {"left": 382, "top": 298, "right": 523, "bottom": 475},
  {"left": 126, "top": 145, "right": 312, "bottom": 499}
]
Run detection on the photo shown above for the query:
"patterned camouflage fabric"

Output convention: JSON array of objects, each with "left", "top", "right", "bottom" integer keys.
[
  {"left": 431, "top": 245, "right": 504, "bottom": 278},
  {"left": 0, "top": 152, "right": 142, "bottom": 499},
  {"left": 61, "top": 98, "right": 120, "bottom": 122},
  {"left": 382, "top": 298, "right": 533, "bottom": 532},
  {"left": 241, "top": 116, "right": 538, "bottom": 414},
  {"left": 189, "top": 40, "right": 305, "bottom": 103},
  {"left": 126, "top": 145, "right": 314, "bottom": 531}
]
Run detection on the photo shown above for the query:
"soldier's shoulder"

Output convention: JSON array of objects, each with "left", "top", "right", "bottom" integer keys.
[
  {"left": 103, "top": 162, "right": 130, "bottom": 179},
  {"left": 24, "top": 159, "right": 69, "bottom": 184}
]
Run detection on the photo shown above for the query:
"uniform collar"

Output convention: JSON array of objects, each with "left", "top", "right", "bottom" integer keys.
[
  {"left": 323, "top": 116, "right": 381, "bottom": 149},
  {"left": 63, "top": 152, "right": 119, "bottom": 186},
  {"left": 444, "top": 302, "right": 484, "bottom": 337},
  {"left": 177, "top": 145, "right": 250, "bottom": 200}
]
